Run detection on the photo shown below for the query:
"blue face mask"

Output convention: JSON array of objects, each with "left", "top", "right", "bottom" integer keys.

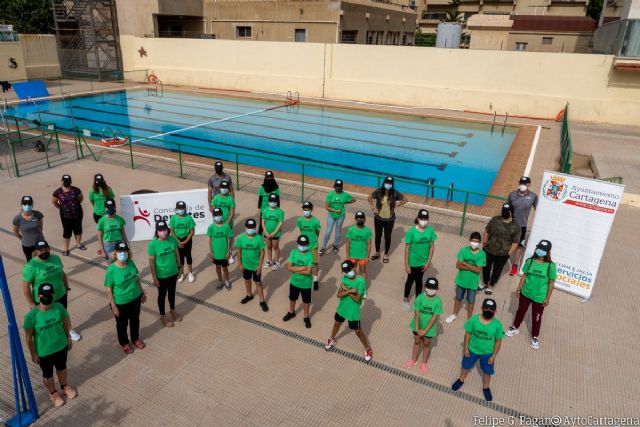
[
  {"left": 106, "top": 208, "right": 116, "bottom": 216},
  {"left": 384, "top": 183, "right": 393, "bottom": 190},
  {"left": 213, "top": 216, "right": 223, "bottom": 223},
  {"left": 346, "top": 271, "right": 356, "bottom": 279},
  {"left": 177, "top": 209, "right": 186, "bottom": 215},
  {"left": 268, "top": 202, "right": 277, "bottom": 208},
  {"left": 303, "top": 210, "right": 312, "bottom": 218},
  {"left": 535, "top": 249, "right": 547, "bottom": 257},
  {"left": 246, "top": 228, "right": 256, "bottom": 235},
  {"left": 22, "top": 205, "right": 33, "bottom": 212},
  {"left": 298, "top": 245, "right": 309, "bottom": 253},
  {"left": 116, "top": 252, "right": 128, "bottom": 262},
  {"left": 220, "top": 188, "right": 229, "bottom": 195}
]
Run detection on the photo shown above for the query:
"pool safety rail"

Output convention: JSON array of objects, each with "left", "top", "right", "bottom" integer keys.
[
  {"left": 560, "top": 103, "right": 572, "bottom": 174},
  {"left": 1, "top": 116, "right": 507, "bottom": 236}
]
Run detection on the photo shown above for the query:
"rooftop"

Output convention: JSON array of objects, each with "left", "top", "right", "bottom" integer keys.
[{"left": 510, "top": 15, "right": 597, "bottom": 32}]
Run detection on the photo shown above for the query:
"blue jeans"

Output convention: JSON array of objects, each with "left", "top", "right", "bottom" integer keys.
[
  {"left": 322, "top": 215, "right": 345, "bottom": 249},
  {"left": 462, "top": 352, "right": 495, "bottom": 375},
  {"left": 103, "top": 241, "right": 117, "bottom": 261},
  {"left": 455, "top": 285, "right": 477, "bottom": 304}
]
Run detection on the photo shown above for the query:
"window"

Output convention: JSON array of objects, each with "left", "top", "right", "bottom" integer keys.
[
  {"left": 236, "top": 26, "right": 251, "bottom": 38},
  {"left": 515, "top": 42, "right": 528, "bottom": 51},
  {"left": 295, "top": 28, "right": 307, "bottom": 42},
  {"left": 340, "top": 30, "right": 357, "bottom": 44},
  {"left": 542, "top": 37, "right": 553, "bottom": 45},
  {"left": 366, "top": 31, "right": 374, "bottom": 44}
]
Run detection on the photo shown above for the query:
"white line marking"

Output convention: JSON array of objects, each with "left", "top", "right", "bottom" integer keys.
[{"left": 524, "top": 125, "right": 541, "bottom": 177}]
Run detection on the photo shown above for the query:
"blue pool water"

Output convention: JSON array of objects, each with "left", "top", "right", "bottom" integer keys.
[{"left": 6, "top": 89, "right": 518, "bottom": 204}]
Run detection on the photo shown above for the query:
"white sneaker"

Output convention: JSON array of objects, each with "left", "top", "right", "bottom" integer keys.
[
  {"left": 531, "top": 337, "right": 540, "bottom": 350},
  {"left": 228, "top": 256, "right": 235, "bottom": 265},
  {"left": 445, "top": 314, "right": 457, "bottom": 324},
  {"left": 272, "top": 261, "right": 280, "bottom": 271},
  {"left": 506, "top": 326, "right": 520, "bottom": 337},
  {"left": 188, "top": 272, "right": 195, "bottom": 283},
  {"left": 263, "top": 260, "right": 272, "bottom": 269},
  {"left": 478, "top": 283, "right": 486, "bottom": 290},
  {"left": 402, "top": 301, "right": 411, "bottom": 312},
  {"left": 177, "top": 274, "right": 185, "bottom": 283},
  {"left": 69, "top": 329, "right": 82, "bottom": 341}
]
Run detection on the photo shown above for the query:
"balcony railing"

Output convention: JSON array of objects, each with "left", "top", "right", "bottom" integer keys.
[{"left": 593, "top": 19, "right": 640, "bottom": 58}]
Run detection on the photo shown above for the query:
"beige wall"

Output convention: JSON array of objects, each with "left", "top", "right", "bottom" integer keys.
[
  {"left": 120, "top": 35, "right": 640, "bottom": 125},
  {"left": 0, "top": 41, "right": 27, "bottom": 81},
  {"left": 116, "top": 0, "right": 160, "bottom": 37},
  {"left": 20, "top": 34, "right": 61, "bottom": 79},
  {"left": 507, "top": 31, "right": 593, "bottom": 53},
  {"left": 468, "top": 29, "right": 510, "bottom": 50}
]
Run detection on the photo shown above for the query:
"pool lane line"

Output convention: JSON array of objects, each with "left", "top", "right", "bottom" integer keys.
[
  {"left": 65, "top": 106, "right": 458, "bottom": 160},
  {"left": 40, "top": 111, "right": 449, "bottom": 173},
  {"left": 78, "top": 104, "right": 460, "bottom": 157},
  {"left": 101, "top": 99, "right": 468, "bottom": 148}
]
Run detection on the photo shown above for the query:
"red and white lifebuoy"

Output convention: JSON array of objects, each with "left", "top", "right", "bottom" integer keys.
[
  {"left": 101, "top": 136, "right": 128, "bottom": 148},
  {"left": 148, "top": 74, "right": 159, "bottom": 84}
]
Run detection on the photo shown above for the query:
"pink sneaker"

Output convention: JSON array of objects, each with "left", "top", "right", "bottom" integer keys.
[
  {"left": 364, "top": 348, "right": 373, "bottom": 362},
  {"left": 324, "top": 338, "right": 336, "bottom": 351},
  {"left": 420, "top": 362, "right": 428, "bottom": 374},
  {"left": 403, "top": 359, "right": 417, "bottom": 369}
]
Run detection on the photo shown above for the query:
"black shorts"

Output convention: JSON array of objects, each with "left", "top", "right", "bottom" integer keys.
[
  {"left": 56, "top": 292, "right": 68, "bottom": 310},
  {"left": 334, "top": 312, "right": 361, "bottom": 330},
  {"left": 39, "top": 348, "right": 68, "bottom": 378},
  {"left": 93, "top": 213, "right": 102, "bottom": 224},
  {"left": 242, "top": 269, "right": 262, "bottom": 282},
  {"left": 289, "top": 284, "right": 311, "bottom": 304},
  {"left": 61, "top": 215, "right": 83, "bottom": 239},
  {"left": 213, "top": 258, "right": 229, "bottom": 267},
  {"left": 519, "top": 227, "right": 527, "bottom": 247},
  {"left": 263, "top": 234, "right": 280, "bottom": 241}
]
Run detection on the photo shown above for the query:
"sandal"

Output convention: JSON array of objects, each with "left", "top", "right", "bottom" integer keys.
[
  {"left": 370, "top": 254, "right": 381, "bottom": 261},
  {"left": 383, "top": 255, "right": 390, "bottom": 263},
  {"left": 134, "top": 339, "right": 146, "bottom": 350},
  {"left": 62, "top": 250, "right": 70, "bottom": 256},
  {"left": 170, "top": 310, "right": 183, "bottom": 322},
  {"left": 160, "top": 316, "right": 174, "bottom": 328},
  {"left": 78, "top": 245, "right": 87, "bottom": 251}
]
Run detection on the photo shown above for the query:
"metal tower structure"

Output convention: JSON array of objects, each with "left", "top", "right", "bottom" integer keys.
[{"left": 50, "top": 0, "right": 123, "bottom": 80}]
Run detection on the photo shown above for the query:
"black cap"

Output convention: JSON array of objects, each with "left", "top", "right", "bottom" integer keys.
[
  {"left": 302, "top": 201, "right": 313, "bottom": 210},
  {"left": 176, "top": 201, "right": 186, "bottom": 209},
  {"left": 104, "top": 198, "right": 116, "bottom": 209},
  {"left": 268, "top": 193, "right": 278, "bottom": 202},
  {"left": 519, "top": 176, "right": 531, "bottom": 184},
  {"left": 21, "top": 195, "right": 33, "bottom": 205},
  {"left": 341, "top": 260, "right": 354, "bottom": 273},
  {"left": 245, "top": 218, "right": 257, "bottom": 228},
  {"left": 94, "top": 173, "right": 104, "bottom": 182},
  {"left": 156, "top": 221, "right": 168, "bottom": 231},
  {"left": 384, "top": 176, "right": 394, "bottom": 184},
  {"left": 265, "top": 171, "right": 274, "bottom": 178},
  {"left": 212, "top": 207, "right": 223, "bottom": 216},
  {"left": 502, "top": 202, "right": 513, "bottom": 213},
  {"left": 220, "top": 180, "right": 230, "bottom": 189},
  {"left": 482, "top": 298, "right": 497, "bottom": 310},
  {"left": 417, "top": 209, "right": 429, "bottom": 219},
  {"left": 355, "top": 211, "right": 365, "bottom": 219},
  {"left": 215, "top": 161, "right": 223, "bottom": 168},
  {"left": 425, "top": 277, "right": 439, "bottom": 289},
  {"left": 62, "top": 174, "right": 71, "bottom": 183},
  {"left": 35, "top": 240, "right": 49, "bottom": 249},
  {"left": 297, "top": 235, "right": 310, "bottom": 245},
  {"left": 115, "top": 241, "right": 129, "bottom": 252},
  {"left": 38, "top": 283, "right": 54, "bottom": 297},
  {"left": 334, "top": 179, "right": 344, "bottom": 188},
  {"left": 536, "top": 240, "right": 552, "bottom": 251}
]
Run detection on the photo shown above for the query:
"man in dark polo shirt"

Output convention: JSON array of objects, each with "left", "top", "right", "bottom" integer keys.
[
  {"left": 207, "top": 161, "right": 234, "bottom": 213},
  {"left": 507, "top": 176, "right": 538, "bottom": 276}
]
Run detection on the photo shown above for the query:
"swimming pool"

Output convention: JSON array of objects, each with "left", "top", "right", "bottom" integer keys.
[{"left": 6, "top": 89, "right": 518, "bottom": 204}]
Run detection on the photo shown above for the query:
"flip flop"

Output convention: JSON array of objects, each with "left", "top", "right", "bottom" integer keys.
[
  {"left": 370, "top": 254, "right": 381, "bottom": 261},
  {"left": 78, "top": 245, "right": 87, "bottom": 251},
  {"left": 383, "top": 256, "right": 390, "bottom": 264}
]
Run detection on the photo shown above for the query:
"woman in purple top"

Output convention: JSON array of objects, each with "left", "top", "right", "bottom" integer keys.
[{"left": 51, "top": 174, "right": 86, "bottom": 256}]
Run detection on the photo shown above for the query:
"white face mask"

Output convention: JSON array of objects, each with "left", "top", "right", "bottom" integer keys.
[
  {"left": 269, "top": 202, "right": 277, "bottom": 208},
  {"left": 470, "top": 241, "right": 480, "bottom": 249},
  {"left": 346, "top": 271, "right": 356, "bottom": 279},
  {"left": 220, "top": 188, "right": 229, "bottom": 195},
  {"left": 116, "top": 252, "right": 128, "bottom": 262},
  {"left": 303, "top": 210, "right": 312, "bottom": 218},
  {"left": 298, "top": 245, "right": 309, "bottom": 253},
  {"left": 519, "top": 185, "right": 528, "bottom": 192},
  {"left": 418, "top": 220, "right": 428, "bottom": 228},
  {"left": 246, "top": 228, "right": 256, "bottom": 235},
  {"left": 213, "top": 216, "right": 223, "bottom": 223},
  {"left": 426, "top": 289, "right": 437, "bottom": 296}
]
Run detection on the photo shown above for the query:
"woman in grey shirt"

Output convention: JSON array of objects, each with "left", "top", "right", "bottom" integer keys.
[{"left": 12, "top": 195, "right": 45, "bottom": 261}]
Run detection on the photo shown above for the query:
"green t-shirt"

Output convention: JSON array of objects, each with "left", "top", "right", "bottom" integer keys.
[
  {"left": 236, "top": 233, "right": 266, "bottom": 271},
  {"left": 21, "top": 255, "right": 67, "bottom": 304},
  {"left": 23, "top": 303, "right": 69, "bottom": 357},
  {"left": 147, "top": 236, "right": 179, "bottom": 279},
  {"left": 211, "top": 194, "right": 236, "bottom": 224},
  {"left": 336, "top": 275, "right": 367, "bottom": 321},
  {"left": 169, "top": 214, "right": 196, "bottom": 240},
  {"left": 404, "top": 226, "right": 438, "bottom": 267},
  {"left": 287, "top": 249, "right": 314, "bottom": 289},
  {"left": 345, "top": 225, "right": 373, "bottom": 260},
  {"left": 409, "top": 293, "right": 443, "bottom": 337},
  {"left": 464, "top": 315, "right": 505, "bottom": 355},
  {"left": 207, "top": 223, "right": 234, "bottom": 260},
  {"left": 97, "top": 215, "right": 126, "bottom": 242},
  {"left": 325, "top": 191, "right": 353, "bottom": 219},
  {"left": 89, "top": 187, "right": 115, "bottom": 216},
  {"left": 258, "top": 187, "right": 281, "bottom": 210},
  {"left": 104, "top": 260, "right": 141, "bottom": 305},
  {"left": 521, "top": 258, "right": 557, "bottom": 304},
  {"left": 455, "top": 246, "right": 487, "bottom": 290},
  {"left": 261, "top": 207, "right": 285, "bottom": 238},
  {"left": 297, "top": 216, "right": 321, "bottom": 249}
]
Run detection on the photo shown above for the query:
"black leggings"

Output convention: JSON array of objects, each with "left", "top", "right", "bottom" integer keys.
[
  {"left": 60, "top": 212, "right": 83, "bottom": 239},
  {"left": 482, "top": 252, "right": 510, "bottom": 287},
  {"left": 39, "top": 348, "right": 68, "bottom": 378},
  {"left": 374, "top": 217, "right": 395, "bottom": 254},
  {"left": 93, "top": 213, "right": 103, "bottom": 224},
  {"left": 115, "top": 296, "right": 141, "bottom": 346},
  {"left": 177, "top": 238, "right": 193, "bottom": 266},
  {"left": 404, "top": 266, "right": 424, "bottom": 299},
  {"left": 22, "top": 245, "right": 35, "bottom": 261},
  {"left": 157, "top": 274, "right": 177, "bottom": 315}
]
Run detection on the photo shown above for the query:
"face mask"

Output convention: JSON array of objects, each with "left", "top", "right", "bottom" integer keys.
[
  {"left": 426, "top": 289, "right": 437, "bottom": 296},
  {"left": 38, "top": 251, "right": 50, "bottom": 261},
  {"left": 535, "top": 249, "right": 547, "bottom": 257},
  {"left": 519, "top": 185, "right": 528, "bottom": 192},
  {"left": 482, "top": 310, "right": 495, "bottom": 319},
  {"left": 39, "top": 294, "right": 53, "bottom": 305},
  {"left": 246, "top": 228, "right": 256, "bottom": 235},
  {"left": 95, "top": 180, "right": 103, "bottom": 186},
  {"left": 303, "top": 210, "right": 312, "bottom": 218},
  {"left": 220, "top": 188, "right": 229, "bottom": 195},
  {"left": 418, "top": 220, "right": 428, "bottom": 228},
  {"left": 384, "top": 183, "right": 393, "bottom": 190},
  {"left": 346, "top": 271, "right": 356, "bottom": 279},
  {"left": 176, "top": 209, "right": 186, "bottom": 215},
  {"left": 501, "top": 211, "right": 511, "bottom": 220},
  {"left": 158, "top": 230, "right": 168, "bottom": 238},
  {"left": 22, "top": 205, "right": 33, "bottom": 212},
  {"left": 215, "top": 166, "right": 223, "bottom": 175},
  {"left": 356, "top": 220, "right": 365, "bottom": 226},
  {"left": 470, "top": 241, "right": 480, "bottom": 249},
  {"left": 107, "top": 208, "right": 116, "bottom": 216},
  {"left": 116, "top": 252, "right": 128, "bottom": 262},
  {"left": 269, "top": 202, "right": 277, "bottom": 208},
  {"left": 335, "top": 188, "right": 343, "bottom": 194},
  {"left": 213, "top": 216, "right": 223, "bottom": 223},
  {"left": 298, "top": 245, "right": 309, "bottom": 253},
  {"left": 62, "top": 180, "right": 71, "bottom": 187}
]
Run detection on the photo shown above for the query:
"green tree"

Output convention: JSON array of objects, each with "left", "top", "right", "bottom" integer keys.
[
  {"left": 415, "top": 31, "right": 437, "bottom": 47},
  {"left": 443, "top": 0, "right": 463, "bottom": 23},
  {"left": 0, "top": 0, "right": 53, "bottom": 34},
  {"left": 587, "top": 0, "right": 603, "bottom": 24}
]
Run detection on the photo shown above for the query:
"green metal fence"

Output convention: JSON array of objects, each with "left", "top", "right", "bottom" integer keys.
[{"left": 560, "top": 103, "right": 572, "bottom": 174}]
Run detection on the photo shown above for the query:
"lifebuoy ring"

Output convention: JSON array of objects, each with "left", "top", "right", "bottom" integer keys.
[
  {"left": 148, "top": 74, "right": 159, "bottom": 84},
  {"left": 101, "top": 136, "right": 128, "bottom": 148}
]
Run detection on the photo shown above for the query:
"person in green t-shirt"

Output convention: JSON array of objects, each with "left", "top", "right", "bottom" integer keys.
[
  {"left": 320, "top": 179, "right": 355, "bottom": 256},
  {"left": 403, "top": 209, "right": 438, "bottom": 311},
  {"left": 446, "top": 232, "right": 487, "bottom": 324},
  {"left": 97, "top": 198, "right": 128, "bottom": 262},
  {"left": 345, "top": 211, "right": 373, "bottom": 280},
  {"left": 324, "top": 260, "right": 373, "bottom": 361},
  {"left": 24, "top": 283, "right": 77, "bottom": 408},
  {"left": 261, "top": 193, "right": 285, "bottom": 270},
  {"left": 104, "top": 242, "right": 147, "bottom": 354},
  {"left": 297, "top": 201, "right": 322, "bottom": 290},
  {"left": 257, "top": 170, "right": 281, "bottom": 235},
  {"left": 451, "top": 298, "right": 505, "bottom": 402},
  {"left": 88, "top": 173, "right": 115, "bottom": 223},
  {"left": 211, "top": 180, "right": 236, "bottom": 227},
  {"left": 404, "top": 277, "right": 442, "bottom": 374},
  {"left": 169, "top": 201, "right": 197, "bottom": 284},
  {"left": 283, "top": 235, "right": 315, "bottom": 328},
  {"left": 147, "top": 221, "right": 181, "bottom": 328},
  {"left": 506, "top": 240, "right": 556, "bottom": 350},
  {"left": 207, "top": 208, "right": 234, "bottom": 290},
  {"left": 236, "top": 218, "right": 268, "bottom": 312}
]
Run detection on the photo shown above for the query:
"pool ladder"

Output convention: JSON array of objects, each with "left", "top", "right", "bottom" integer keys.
[
  {"left": 491, "top": 111, "right": 508, "bottom": 135},
  {"left": 147, "top": 79, "right": 164, "bottom": 97},
  {"left": 285, "top": 90, "right": 300, "bottom": 113}
]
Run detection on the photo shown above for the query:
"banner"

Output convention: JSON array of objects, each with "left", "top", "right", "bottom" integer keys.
[
  {"left": 523, "top": 171, "right": 624, "bottom": 299},
  {"left": 120, "top": 189, "right": 212, "bottom": 242}
]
